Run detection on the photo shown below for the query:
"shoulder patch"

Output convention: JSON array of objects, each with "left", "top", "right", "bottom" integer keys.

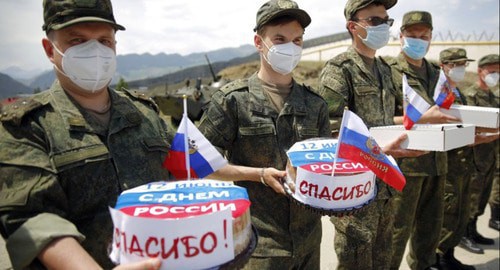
[
  {"left": 120, "top": 88, "right": 159, "bottom": 113},
  {"left": 0, "top": 96, "right": 46, "bottom": 126},
  {"left": 220, "top": 79, "right": 248, "bottom": 95}
]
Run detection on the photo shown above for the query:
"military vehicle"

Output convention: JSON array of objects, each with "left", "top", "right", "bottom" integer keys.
[{"left": 152, "top": 54, "right": 227, "bottom": 126}]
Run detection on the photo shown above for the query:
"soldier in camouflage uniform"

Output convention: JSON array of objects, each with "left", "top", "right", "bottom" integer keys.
[
  {"left": 0, "top": 1, "right": 172, "bottom": 269},
  {"left": 489, "top": 176, "right": 500, "bottom": 231},
  {"left": 461, "top": 54, "right": 500, "bottom": 250},
  {"left": 385, "top": 11, "right": 459, "bottom": 270},
  {"left": 198, "top": 1, "right": 330, "bottom": 269},
  {"left": 435, "top": 48, "right": 476, "bottom": 270},
  {"left": 318, "top": 1, "right": 427, "bottom": 269}
]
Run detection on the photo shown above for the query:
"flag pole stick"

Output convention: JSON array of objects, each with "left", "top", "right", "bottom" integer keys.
[
  {"left": 183, "top": 95, "right": 191, "bottom": 180},
  {"left": 332, "top": 107, "right": 349, "bottom": 177}
]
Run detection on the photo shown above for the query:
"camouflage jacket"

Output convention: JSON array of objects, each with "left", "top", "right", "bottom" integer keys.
[
  {"left": 0, "top": 81, "right": 172, "bottom": 269},
  {"left": 447, "top": 88, "right": 474, "bottom": 175},
  {"left": 464, "top": 84, "right": 499, "bottom": 171},
  {"left": 318, "top": 46, "right": 398, "bottom": 199},
  {"left": 385, "top": 53, "right": 447, "bottom": 176},
  {"left": 198, "top": 73, "right": 331, "bottom": 257},
  {"left": 318, "top": 46, "right": 398, "bottom": 129}
]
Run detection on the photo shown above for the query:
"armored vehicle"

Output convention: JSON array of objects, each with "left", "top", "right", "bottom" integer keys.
[{"left": 152, "top": 55, "right": 227, "bottom": 125}]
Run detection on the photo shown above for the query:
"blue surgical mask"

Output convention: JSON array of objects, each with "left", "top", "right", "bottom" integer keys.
[
  {"left": 357, "top": 23, "right": 391, "bottom": 50},
  {"left": 402, "top": 37, "right": 429, "bottom": 60}
]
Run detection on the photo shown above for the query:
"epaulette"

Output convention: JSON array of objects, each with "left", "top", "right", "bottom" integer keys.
[
  {"left": 0, "top": 95, "right": 47, "bottom": 126},
  {"left": 120, "top": 88, "right": 159, "bottom": 113},
  {"left": 428, "top": 60, "right": 440, "bottom": 69},
  {"left": 329, "top": 52, "right": 351, "bottom": 66},
  {"left": 220, "top": 79, "right": 249, "bottom": 95},
  {"left": 380, "top": 55, "right": 397, "bottom": 66},
  {"left": 302, "top": 84, "right": 323, "bottom": 99}
]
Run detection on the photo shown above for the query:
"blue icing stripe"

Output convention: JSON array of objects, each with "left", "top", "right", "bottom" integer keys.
[
  {"left": 288, "top": 151, "right": 349, "bottom": 167},
  {"left": 115, "top": 185, "right": 249, "bottom": 209}
]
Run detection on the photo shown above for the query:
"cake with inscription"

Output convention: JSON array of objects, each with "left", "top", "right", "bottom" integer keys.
[
  {"left": 283, "top": 138, "right": 377, "bottom": 216},
  {"left": 109, "top": 179, "right": 256, "bottom": 269}
]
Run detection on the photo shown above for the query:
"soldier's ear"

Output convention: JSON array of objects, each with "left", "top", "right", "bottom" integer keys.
[
  {"left": 42, "top": 38, "right": 56, "bottom": 64},
  {"left": 346, "top": 21, "right": 357, "bottom": 35},
  {"left": 254, "top": 35, "right": 264, "bottom": 52}
]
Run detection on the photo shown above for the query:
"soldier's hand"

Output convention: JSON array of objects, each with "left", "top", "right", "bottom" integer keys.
[
  {"left": 260, "top": 167, "right": 287, "bottom": 195},
  {"left": 419, "top": 105, "right": 460, "bottom": 124},
  {"left": 382, "top": 133, "right": 429, "bottom": 158},
  {"left": 114, "top": 258, "right": 162, "bottom": 270}
]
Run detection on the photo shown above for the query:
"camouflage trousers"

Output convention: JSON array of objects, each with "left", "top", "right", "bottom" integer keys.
[
  {"left": 241, "top": 246, "right": 320, "bottom": 270},
  {"left": 331, "top": 197, "right": 395, "bottom": 270},
  {"left": 469, "top": 161, "right": 497, "bottom": 219},
  {"left": 438, "top": 170, "right": 473, "bottom": 254},
  {"left": 489, "top": 174, "right": 499, "bottom": 207},
  {"left": 390, "top": 175, "right": 445, "bottom": 270}
]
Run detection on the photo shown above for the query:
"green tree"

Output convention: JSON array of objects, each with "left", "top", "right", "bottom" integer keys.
[{"left": 116, "top": 77, "right": 129, "bottom": 91}]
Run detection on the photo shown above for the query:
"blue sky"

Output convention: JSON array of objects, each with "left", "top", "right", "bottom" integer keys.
[{"left": 0, "top": 0, "right": 498, "bottom": 72}]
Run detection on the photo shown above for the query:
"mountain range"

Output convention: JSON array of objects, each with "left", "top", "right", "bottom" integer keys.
[
  {"left": 0, "top": 44, "right": 256, "bottom": 99},
  {"left": 0, "top": 32, "right": 351, "bottom": 100}
]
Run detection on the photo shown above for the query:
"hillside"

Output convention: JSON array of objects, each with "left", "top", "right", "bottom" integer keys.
[
  {"left": 146, "top": 59, "right": 481, "bottom": 98},
  {"left": 217, "top": 60, "right": 481, "bottom": 92},
  {"left": 0, "top": 73, "right": 33, "bottom": 99}
]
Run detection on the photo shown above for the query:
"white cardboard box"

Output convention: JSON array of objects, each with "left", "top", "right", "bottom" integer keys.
[
  {"left": 369, "top": 124, "right": 475, "bottom": 152},
  {"left": 439, "top": 104, "right": 499, "bottom": 128}
]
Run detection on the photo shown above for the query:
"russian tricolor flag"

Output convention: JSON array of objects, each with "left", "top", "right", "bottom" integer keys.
[
  {"left": 336, "top": 110, "right": 406, "bottom": 191},
  {"left": 163, "top": 98, "right": 227, "bottom": 180},
  {"left": 403, "top": 74, "right": 431, "bottom": 130},
  {"left": 433, "top": 70, "right": 455, "bottom": 109}
]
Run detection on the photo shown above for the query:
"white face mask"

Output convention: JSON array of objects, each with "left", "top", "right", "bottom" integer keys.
[
  {"left": 356, "top": 23, "right": 391, "bottom": 50},
  {"left": 261, "top": 38, "right": 303, "bottom": 75},
  {"left": 447, "top": 66, "right": 466, "bottom": 82},
  {"left": 53, "top": 39, "right": 116, "bottom": 93},
  {"left": 484, "top": 72, "right": 499, "bottom": 87}
]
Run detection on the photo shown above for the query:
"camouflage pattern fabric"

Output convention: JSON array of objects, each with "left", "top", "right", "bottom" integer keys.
[
  {"left": 42, "top": 0, "right": 125, "bottom": 32},
  {"left": 386, "top": 53, "right": 447, "bottom": 177},
  {"left": 331, "top": 199, "right": 395, "bottom": 270},
  {"left": 343, "top": 0, "right": 397, "bottom": 20},
  {"left": 0, "top": 81, "right": 172, "bottom": 269},
  {"left": 387, "top": 53, "right": 446, "bottom": 270},
  {"left": 400, "top": 10, "right": 433, "bottom": 31},
  {"left": 318, "top": 46, "right": 397, "bottom": 269},
  {"left": 198, "top": 72, "right": 331, "bottom": 267},
  {"left": 241, "top": 247, "right": 320, "bottom": 270},
  {"left": 465, "top": 84, "right": 499, "bottom": 219},
  {"left": 478, "top": 54, "right": 499, "bottom": 67},
  {"left": 490, "top": 176, "right": 499, "bottom": 207},
  {"left": 438, "top": 88, "right": 474, "bottom": 254}
]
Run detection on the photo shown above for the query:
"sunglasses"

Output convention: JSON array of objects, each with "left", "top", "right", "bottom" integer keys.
[
  {"left": 352, "top": 16, "right": 394, "bottom": 27},
  {"left": 444, "top": 61, "right": 469, "bottom": 67}
]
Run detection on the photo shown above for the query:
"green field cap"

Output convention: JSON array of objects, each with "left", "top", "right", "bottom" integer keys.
[
  {"left": 42, "top": 0, "right": 125, "bottom": 32},
  {"left": 344, "top": 0, "right": 397, "bottom": 20},
  {"left": 400, "top": 11, "right": 433, "bottom": 31},
  {"left": 478, "top": 54, "right": 499, "bottom": 67},
  {"left": 254, "top": 0, "right": 311, "bottom": 31},
  {"left": 439, "top": 48, "right": 475, "bottom": 63}
]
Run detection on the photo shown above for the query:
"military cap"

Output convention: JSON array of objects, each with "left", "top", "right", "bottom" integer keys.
[
  {"left": 42, "top": 0, "right": 125, "bottom": 32},
  {"left": 400, "top": 11, "right": 433, "bottom": 31},
  {"left": 344, "top": 0, "right": 397, "bottom": 20},
  {"left": 439, "top": 48, "right": 475, "bottom": 64},
  {"left": 254, "top": 0, "right": 311, "bottom": 32},
  {"left": 478, "top": 54, "right": 500, "bottom": 67}
]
